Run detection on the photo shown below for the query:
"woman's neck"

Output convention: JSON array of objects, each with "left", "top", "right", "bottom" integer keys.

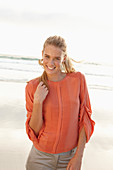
[{"left": 47, "top": 72, "right": 66, "bottom": 82}]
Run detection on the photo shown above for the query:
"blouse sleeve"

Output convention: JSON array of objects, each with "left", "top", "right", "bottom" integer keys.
[
  {"left": 25, "top": 82, "right": 38, "bottom": 142},
  {"left": 79, "top": 73, "right": 95, "bottom": 143}
]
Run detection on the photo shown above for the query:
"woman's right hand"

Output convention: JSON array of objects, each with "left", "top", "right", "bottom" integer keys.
[{"left": 34, "top": 81, "right": 49, "bottom": 104}]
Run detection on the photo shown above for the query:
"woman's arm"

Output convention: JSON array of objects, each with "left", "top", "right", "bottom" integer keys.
[
  {"left": 29, "top": 81, "right": 48, "bottom": 136},
  {"left": 66, "top": 126, "right": 86, "bottom": 170},
  {"left": 74, "top": 126, "right": 86, "bottom": 158},
  {"left": 29, "top": 102, "right": 43, "bottom": 136}
]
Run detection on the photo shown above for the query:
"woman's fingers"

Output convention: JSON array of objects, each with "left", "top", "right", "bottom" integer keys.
[
  {"left": 38, "top": 82, "right": 47, "bottom": 89},
  {"left": 38, "top": 81, "right": 43, "bottom": 87},
  {"left": 34, "top": 81, "right": 49, "bottom": 103}
]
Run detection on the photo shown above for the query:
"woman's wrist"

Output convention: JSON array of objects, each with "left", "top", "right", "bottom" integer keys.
[
  {"left": 33, "top": 99, "right": 43, "bottom": 105},
  {"left": 74, "top": 150, "right": 83, "bottom": 160}
]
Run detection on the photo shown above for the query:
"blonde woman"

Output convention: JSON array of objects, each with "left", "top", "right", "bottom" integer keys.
[{"left": 25, "top": 35, "right": 95, "bottom": 170}]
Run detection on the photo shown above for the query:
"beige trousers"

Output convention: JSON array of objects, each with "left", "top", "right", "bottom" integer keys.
[{"left": 26, "top": 145, "right": 77, "bottom": 170}]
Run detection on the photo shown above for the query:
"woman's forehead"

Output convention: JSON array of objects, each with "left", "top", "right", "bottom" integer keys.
[{"left": 44, "top": 45, "right": 63, "bottom": 57}]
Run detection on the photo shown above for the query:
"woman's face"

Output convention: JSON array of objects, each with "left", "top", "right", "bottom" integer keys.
[{"left": 42, "top": 45, "right": 64, "bottom": 77}]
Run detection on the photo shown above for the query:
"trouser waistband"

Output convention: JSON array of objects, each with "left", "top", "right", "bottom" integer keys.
[{"left": 53, "top": 147, "right": 77, "bottom": 156}]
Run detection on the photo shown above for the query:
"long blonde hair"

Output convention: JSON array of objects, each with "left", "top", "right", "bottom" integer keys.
[{"left": 39, "top": 35, "right": 76, "bottom": 88}]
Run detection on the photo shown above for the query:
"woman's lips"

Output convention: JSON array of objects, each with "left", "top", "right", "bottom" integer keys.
[{"left": 46, "top": 65, "right": 56, "bottom": 70}]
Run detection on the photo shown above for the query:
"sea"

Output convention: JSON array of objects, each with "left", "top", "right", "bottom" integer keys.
[{"left": 0, "top": 54, "right": 113, "bottom": 91}]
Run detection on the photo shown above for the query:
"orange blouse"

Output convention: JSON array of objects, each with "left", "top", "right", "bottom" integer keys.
[{"left": 25, "top": 72, "right": 95, "bottom": 154}]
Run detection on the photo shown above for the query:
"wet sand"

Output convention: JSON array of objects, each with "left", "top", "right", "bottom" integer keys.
[{"left": 0, "top": 81, "right": 113, "bottom": 170}]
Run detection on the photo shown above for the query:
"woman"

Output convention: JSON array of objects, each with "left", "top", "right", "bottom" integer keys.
[{"left": 25, "top": 35, "right": 95, "bottom": 170}]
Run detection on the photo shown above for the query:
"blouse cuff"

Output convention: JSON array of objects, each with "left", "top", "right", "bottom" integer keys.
[
  {"left": 79, "top": 106, "right": 95, "bottom": 143},
  {"left": 25, "top": 112, "right": 38, "bottom": 142}
]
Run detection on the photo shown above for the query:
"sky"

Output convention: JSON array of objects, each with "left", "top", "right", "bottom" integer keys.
[
  {"left": 0, "top": 0, "right": 113, "bottom": 21},
  {"left": 0, "top": 0, "right": 113, "bottom": 63}
]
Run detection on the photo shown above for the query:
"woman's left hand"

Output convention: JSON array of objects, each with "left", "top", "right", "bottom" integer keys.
[{"left": 66, "top": 154, "right": 82, "bottom": 170}]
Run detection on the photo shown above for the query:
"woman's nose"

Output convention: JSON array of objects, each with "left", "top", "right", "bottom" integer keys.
[{"left": 48, "top": 59, "right": 54, "bottom": 65}]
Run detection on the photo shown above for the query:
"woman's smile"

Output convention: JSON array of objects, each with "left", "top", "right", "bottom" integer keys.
[{"left": 46, "top": 65, "right": 56, "bottom": 70}]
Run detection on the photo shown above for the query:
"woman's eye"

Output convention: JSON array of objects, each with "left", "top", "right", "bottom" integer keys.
[
  {"left": 45, "top": 55, "right": 49, "bottom": 58},
  {"left": 55, "top": 57, "right": 60, "bottom": 60}
]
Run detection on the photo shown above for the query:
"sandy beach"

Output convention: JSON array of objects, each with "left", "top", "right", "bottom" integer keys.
[{"left": 0, "top": 81, "right": 113, "bottom": 170}]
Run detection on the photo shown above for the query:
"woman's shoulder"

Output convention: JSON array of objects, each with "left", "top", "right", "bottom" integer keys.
[
  {"left": 26, "top": 77, "right": 40, "bottom": 89},
  {"left": 68, "top": 71, "right": 85, "bottom": 79}
]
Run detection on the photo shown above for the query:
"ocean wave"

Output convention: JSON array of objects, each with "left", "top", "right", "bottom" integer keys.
[
  {"left": 0, "top": 78, "right": 112, "bottom": 91},
  {"left": 0, "top": 78, "right": 27, "bottom": 83},
  {"left": 0, "top": 55, "right": 39, "bottom": 61},
  {"left": 1, "top": 54, "right": 113, "bottom": 67},
  {"left": 84, "top": 61, "right": 113, "bottom": 67},
  {"left": 0, "top": 66, "right": 112, "bottom": 79},
  {"left": 89, "top": 84, "right": 113, "bottom": 91},
  {"left": 86, "top": 73, "right": 113, "bottom": 78},
  {"left": 0, "top": 66, "right": 39, "bottom": 72}
]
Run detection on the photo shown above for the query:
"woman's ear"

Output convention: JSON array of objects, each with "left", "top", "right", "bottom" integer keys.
[{"left": 62, "top": 55, "right": 67, "bottom": 62}]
